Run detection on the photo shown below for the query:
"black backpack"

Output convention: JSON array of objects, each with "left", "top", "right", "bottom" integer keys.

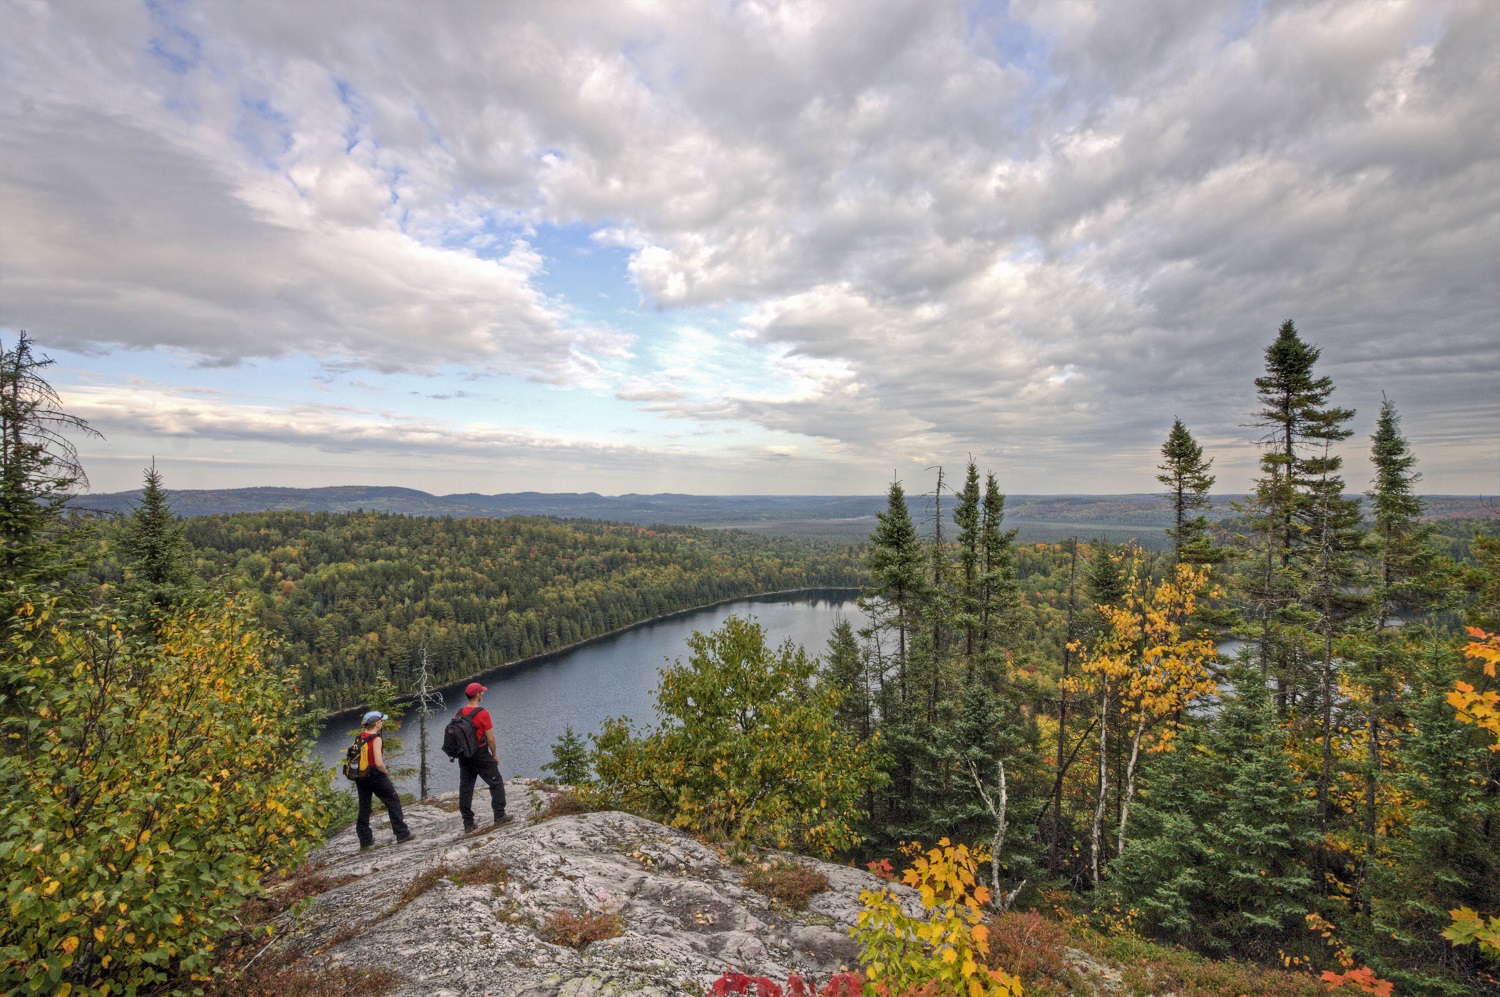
[
  {"left": 344, "top": 733, "right": 371, "bottom": 781},
  {"left": 442, "top": 707, "right": 481, "bottom": 761}
]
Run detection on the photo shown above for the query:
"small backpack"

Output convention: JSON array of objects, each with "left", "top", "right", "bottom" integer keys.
[
  {"left": 442, "top": 707, "right": 481, "bottom": 761},
  {"left": 344, "top": 732, "right": 372, "bottom": 781}
]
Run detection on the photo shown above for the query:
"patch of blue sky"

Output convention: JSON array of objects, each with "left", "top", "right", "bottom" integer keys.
[
  {"left": 1220, "top": 0, "right": 1266, "bottom": 45},
  {"left": 144, "top": 0, "right": 202, "bottom": 76},
  {"left": 334, "top": 78, "right": 366, "bottom": 153},
  {"left": 523, "top": 222, "right": 636, "bottom": 312},
  {"left": 235, "top": 95, "right": 294, "bottom": 169}
]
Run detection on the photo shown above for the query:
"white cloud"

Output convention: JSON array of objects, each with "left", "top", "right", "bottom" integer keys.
[{"left": 2, "top": 0, "right": 1495, "bottom": 493}]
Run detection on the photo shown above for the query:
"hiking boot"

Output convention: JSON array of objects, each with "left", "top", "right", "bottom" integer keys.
[
  {"left": 395, "top": 831, "right": 415, "bottom": 844},
  {"left": 463, "top": 821, "right": 477, "bottom": 834},
  {"left": 359, "top": 842, "right": 374, "bottom": 851},
  {"left": 492, "top": 814, "right": 515, "bottom": 827}
]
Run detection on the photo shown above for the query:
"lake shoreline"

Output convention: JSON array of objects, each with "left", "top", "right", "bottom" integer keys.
[{"left": 318, "top": 585, "right": 863, "bottom": 726}]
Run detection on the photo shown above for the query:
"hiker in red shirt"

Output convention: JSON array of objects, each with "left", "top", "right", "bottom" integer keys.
[
  {"left": 456, "top": 682, "right": 511, "bottom": 832},
  {"left": 353, "top": 711, "right": 413, "bottom": 849}
]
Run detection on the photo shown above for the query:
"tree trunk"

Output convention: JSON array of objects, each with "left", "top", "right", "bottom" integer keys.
[{"left": 1091, "top": 682, "right": 1110, "bottom": 886}]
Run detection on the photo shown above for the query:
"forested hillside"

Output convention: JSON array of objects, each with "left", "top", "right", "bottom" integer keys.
[{"left": 95, "top": 511, "right": 863, "bottom": 712}]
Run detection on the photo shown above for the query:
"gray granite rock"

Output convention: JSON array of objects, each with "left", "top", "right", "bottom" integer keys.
[{"left": 266, "top": 779, "right": 915, "bottom": 996}]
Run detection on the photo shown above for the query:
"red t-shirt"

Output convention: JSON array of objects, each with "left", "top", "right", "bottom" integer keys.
[{"left": 461, "top": 706, "right": 493, "bottom": 750}]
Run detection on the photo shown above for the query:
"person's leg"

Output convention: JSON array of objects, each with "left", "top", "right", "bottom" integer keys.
[
  {"left": 355, "top": 779, "right": 375, "bottom": 848},
  {"left": 474, "top": 752, "right": 507, "bottom": 821},
  {"left": 372, "top": 772, "right": 411, "bottom": 840},
  {"left": 458, "top": 758, "right": 478, "bottom": 830}
]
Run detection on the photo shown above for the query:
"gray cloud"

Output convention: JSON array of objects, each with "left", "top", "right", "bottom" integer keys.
[{"left": 2, "top": 0, "right": 1494, "bottom": 493}]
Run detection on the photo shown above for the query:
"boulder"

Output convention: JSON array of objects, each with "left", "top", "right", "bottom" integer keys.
[{"left": 273, "top": 779, "right": 913, "bottom": 996}]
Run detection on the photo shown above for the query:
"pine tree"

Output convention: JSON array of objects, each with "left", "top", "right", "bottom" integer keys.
[
  {"left": 1156, "top": 417, "right": 1220, "bottom": 568},
  {"left": 1348, "top": 399, "right": 1451, "bottom": 919},
  {"left": 1244, "top": 319, "right": 1354, "bottom": 711},
  {"left": 118, "top": 462, "right": 195, "bottom": 617},
  {"left": 823, "top": 617, "right": 871, "bottom": 742},
  {"left": 862, "top": 478, "right": 924, "bottom": 703},
  {"left": 0, "top": 333, "right": 99, "bottom": 600},
  {"left": 542, "top": 725, "right": 591, "bottom": 785},
  {"left": 1198, "top": 661, "right": 1319, "bottom": 957}
]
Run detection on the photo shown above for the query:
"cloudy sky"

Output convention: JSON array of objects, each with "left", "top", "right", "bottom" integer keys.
[{"left": 2, "top": 0, "right": 1495, "bottom": 497}]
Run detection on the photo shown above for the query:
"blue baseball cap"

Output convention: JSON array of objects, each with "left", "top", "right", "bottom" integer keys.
[{"left": 362, "top": 711, "right": 388, "bottom": 725}]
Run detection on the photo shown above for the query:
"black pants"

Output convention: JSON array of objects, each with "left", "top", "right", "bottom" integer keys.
[
  {"left": 355, "top": 770, "right": 409, "bottom": 846},
  {"left": 458, "top": 748, "right": 506, "bottom": 825}
]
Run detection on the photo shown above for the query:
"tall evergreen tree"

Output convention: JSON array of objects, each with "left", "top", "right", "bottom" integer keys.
[
  {"left": 978, "top": 472, "right": 1021, "bottom": 680},
  {"left": 954, "top": 461, "right": 983, "bottom": 678},
  {"left": 118, "top": 462, "right": 195, "bottom": 616},
  {"left": 1347, "top": 399, "right": 1450, "bottom": 918},
  {"left": 0, "top": 333, "right": 98, "bottom": 599},
  {"left": 862, "top": 478, "right": 924, "bottom": 701},
  {"left": 1243, "top": 319, "right": 1354, "bottom": 710},
  {"left": 1157, "top": 417, "right": 1220, "bottom": 568},
  {"left": 1197, "top": 662, "right": 1319, "bottom": 958}
]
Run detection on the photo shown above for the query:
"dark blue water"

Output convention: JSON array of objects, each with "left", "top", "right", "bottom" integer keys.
[{"left": 314, "top": 590, "right": 860, "bottom": 797}]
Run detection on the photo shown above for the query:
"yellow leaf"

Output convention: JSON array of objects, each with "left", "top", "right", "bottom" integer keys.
[{"left": 60, "top": 936, "right": 79, "bottom": 954}]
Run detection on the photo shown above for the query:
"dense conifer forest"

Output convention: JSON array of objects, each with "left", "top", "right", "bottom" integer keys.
[{"left": 89, "top": 511, "right": 865, "bottom": 712}]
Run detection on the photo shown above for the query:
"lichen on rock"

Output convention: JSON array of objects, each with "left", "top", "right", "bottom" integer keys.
[{"left": 262, "top": 779, "right": 899, "bottom": 996}]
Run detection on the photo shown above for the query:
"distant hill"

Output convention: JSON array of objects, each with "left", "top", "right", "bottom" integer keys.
[{"left": 70, "top": 486, "right": 1496, "bottom": 547}]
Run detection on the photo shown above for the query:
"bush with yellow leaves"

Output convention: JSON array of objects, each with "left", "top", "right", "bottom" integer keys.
[
  {"left": 0, "top": 595, "right": 327, "bottom": 995},
  {"left": 853, "top": 839, "right": 1024, "bottom": 997}
]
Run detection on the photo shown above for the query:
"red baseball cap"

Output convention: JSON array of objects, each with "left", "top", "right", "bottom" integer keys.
[{"left": 465, "top": 682, "right": 487, "bottom": 697}]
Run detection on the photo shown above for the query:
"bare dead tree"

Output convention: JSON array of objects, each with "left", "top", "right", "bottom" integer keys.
[
  {"left": 968, "top": 758, "right": 1026, "bottom": 912},
  {"left": 415, "top": 646, "right": 444, "bottom": 800}
]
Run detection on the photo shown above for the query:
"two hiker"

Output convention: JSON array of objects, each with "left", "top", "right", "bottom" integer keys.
[
  {"left": 350, "top": 710, "right": 414, "bottom": 849},
  {"left": 348, "top": 680, "right": 510, "bottom": 847}
]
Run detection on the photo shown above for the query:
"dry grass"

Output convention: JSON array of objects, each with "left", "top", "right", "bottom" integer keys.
[
  {"left": 539, "top": 907, "right": 626, "bottom": 950},
  {"left": 397, "top": 863, "right": 450, "bottom": 907},
  {"left": 450, "top": 856, "right": 510, "bottom": 887},
  {"left": 984, "top": 910, "right": 1088, "bottom": 993},
  {"left": 240, "top": 866, "right": 359, "bottom": 923},
  {"left": 743, "top": 859, "right": 831, "bottom": 911},
  {"left": 211, "top": 961, "right": 402, "bottom": 997},
  {"left": 533, "top": 786, "right": 593, "bottom": 822}
]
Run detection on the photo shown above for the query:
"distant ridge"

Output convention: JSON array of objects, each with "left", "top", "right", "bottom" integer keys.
[{"left": 70, "top": 486, "right": 1495, "bottom": 532}]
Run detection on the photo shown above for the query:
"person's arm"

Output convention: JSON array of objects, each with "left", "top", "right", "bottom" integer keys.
[
  {"left": 371, "top": 735, "right": 388, "bottom": 774},
  {"left": 485, "top": 726, "right": 496, "bottom": 756}
]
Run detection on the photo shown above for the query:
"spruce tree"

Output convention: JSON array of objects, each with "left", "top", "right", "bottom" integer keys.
[
  {"left": 1198, "top": 661, "right": 1319, "bottom": 957},
  {"left": 1347, "top": 399, "right": 1450, "bottom": 919},
  {"left": 542, "top": 725, "right": 591, "bottom": 785},
  {"left": 862, "top": 478, "right": 923, "bottom": 701},
  {"left": 954, "top": 460, "right": 983, "bottom": 677},
  {"left": 978, "top": 472, "right": 1020, "bottom": 680},
  {"left": 822, "top": 617, "right": 871, "bottom": 742},
  {"left": 0, "top": 333, "right": 98, "bottom": 600},
  {"left": 1243, "top": 319, "right": 1354, "bottom": 711},
  {"left": 1156, "top": 417, "right": 1220, "bottom": 568},
  {"left": 118, "top": 462, "right": 195, "bottom": 617}
]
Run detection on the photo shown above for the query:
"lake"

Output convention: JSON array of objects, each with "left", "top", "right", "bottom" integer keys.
[{"left": 314, "top": 589, "right": 861, "bottom": 797}]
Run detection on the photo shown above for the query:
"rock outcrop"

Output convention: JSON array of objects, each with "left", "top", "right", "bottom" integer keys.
[{"left": 271, "top": 780, "right": 913, "bottom": 996}]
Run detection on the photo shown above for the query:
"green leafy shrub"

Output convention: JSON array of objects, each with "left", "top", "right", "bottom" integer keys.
[
  {"left": 743, "top": 859, "right": 831, "bottom": 911},
  {"left": 588, "top": 615, "right": 882, "bottom": 855},
  {"left": 0, "top": 596, "right": 327, "bottom": 995}
]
